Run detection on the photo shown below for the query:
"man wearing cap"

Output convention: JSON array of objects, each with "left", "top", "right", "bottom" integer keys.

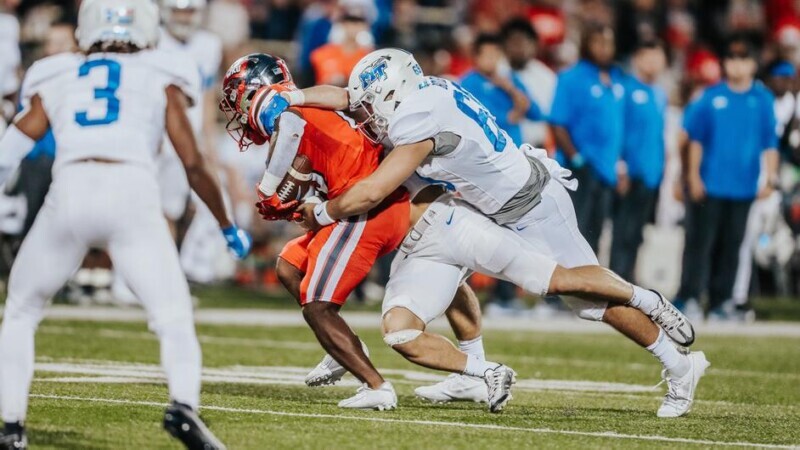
[
  {"left": 610, "top": 40, "right": 668, "bottom": 282},
  {"left": 675, "top": 34, "right": 779, "bottom": 319}
]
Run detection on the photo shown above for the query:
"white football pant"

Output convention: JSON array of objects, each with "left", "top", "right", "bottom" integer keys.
[{"left": 0, "top": 162, "right": 201, "bottom": 422}]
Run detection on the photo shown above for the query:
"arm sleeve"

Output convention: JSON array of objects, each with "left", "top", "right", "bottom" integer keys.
[
  {"left": 548, "top": 75, "right": 572, "bottom": 126},
  {"left": 259, "top": 112, "right": 306, "bottom": 196}
]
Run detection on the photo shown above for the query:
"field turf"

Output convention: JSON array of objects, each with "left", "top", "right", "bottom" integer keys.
[{"left": 13, "top": 302, "right": 800, "bottom": 450}]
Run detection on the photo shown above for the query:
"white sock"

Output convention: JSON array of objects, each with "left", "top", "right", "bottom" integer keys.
[
  {"left": 158, "top": 323, "right": 202, "bottom": 410},
  {"left": 458, "top": 336, "right": 485, "bottom": 360},
  {"left": 0, "top": 317, "right": 36, "bottom": 423},
  {"left": 462, "top": 354, "right": 499, "bottom": 378},
  {"left": 629, "top": 286, "right": 660, "bottom": 315},
  {"left": 646, "top": 329, "right": 689, "bottom": 377}
]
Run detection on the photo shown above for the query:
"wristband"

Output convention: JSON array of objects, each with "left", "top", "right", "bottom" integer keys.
[
  {"left": 313, "top": 201, "right": 335, "bottom": 226},
  {"left": 285, "top": 90, "right": 306, "bottom": 106}
]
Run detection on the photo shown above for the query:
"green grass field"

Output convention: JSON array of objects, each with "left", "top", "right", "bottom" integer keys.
[{"left": 14, "top": 301, "right": 800, "bottom": 450}]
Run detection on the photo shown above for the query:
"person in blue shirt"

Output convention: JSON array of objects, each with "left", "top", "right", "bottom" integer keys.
[
  {"left": 675, "top": 35, "right": 779, "bottom": 318},
  {"left": 610, "top": 40, "right": 668, "bottom": 281},
  {"left": 460, "top": 33, "right": 541, "bottom": 147},
  {"left": 549, "top": 23, "right": 626, "bottom": 251}
]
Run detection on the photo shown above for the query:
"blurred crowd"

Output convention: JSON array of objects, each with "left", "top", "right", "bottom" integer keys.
[{"left": 2, "top": 0, "right": 800, "bottom": 321}]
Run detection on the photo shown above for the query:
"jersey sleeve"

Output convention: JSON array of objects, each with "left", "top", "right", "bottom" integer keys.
[
  {"left": 760, "top": 90, "right": 778, "bottom": 150},
  {"left": 20, "top": 53, "right": 79, "bottom": 108},
  {"left": 684, "top": 94, "right": 709, "bottom": 144},
  {"left": 388, "top": 92, "right": 442, "bottom": 146},
  {"left": 143, "top": 49, "right": 202, "bottom": 107}
]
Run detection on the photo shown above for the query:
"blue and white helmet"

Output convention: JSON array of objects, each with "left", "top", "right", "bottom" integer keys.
[
  {"left": 347, "top": 48, "right": 424, "bottom": 143},
  {"left": 76, "top": 0, "right": 160, "bottom": 51}
]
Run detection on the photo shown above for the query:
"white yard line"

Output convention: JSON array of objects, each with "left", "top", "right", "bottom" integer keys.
[
  {"left": 28, "top": 394, "right": 798, "bottom": 449},
  {"left": 14, "top": 305, "right": 800, "bottom": 337}
]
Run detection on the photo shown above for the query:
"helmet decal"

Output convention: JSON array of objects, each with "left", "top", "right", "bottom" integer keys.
[
  {"left": 359, "top": 58, "right": 389, "bottom": 89},
  {"left": 104, "top": 6, "right": 135, "bottom": 25}
]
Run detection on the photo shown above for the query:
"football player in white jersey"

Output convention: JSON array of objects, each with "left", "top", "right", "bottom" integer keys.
[
  {"left": 258, "top": 48, "right": 708, "bottom": 417},
  {"left": 156, "top": 0, "right": 223, "bottom": 226},
  {"left": 0, "top": 0, "right": 250, "bottom": 448}
]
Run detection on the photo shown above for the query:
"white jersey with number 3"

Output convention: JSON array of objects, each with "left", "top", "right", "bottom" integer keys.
[
  {"left": 21, "top": 50, "right": 200, "bottom": 175},
  {"left": 388, "top": 77, "right": 541, "bottom": 220}
]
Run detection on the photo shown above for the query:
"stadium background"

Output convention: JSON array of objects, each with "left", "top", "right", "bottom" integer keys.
[{"left": 2, "top": 0, "right": 800, "bottom": 321}]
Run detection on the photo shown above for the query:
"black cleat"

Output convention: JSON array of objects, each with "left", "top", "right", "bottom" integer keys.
[
  {"left": 163, "top": 402, "right": 226, "bottom": 450},
  {"left": 0, "top": 423, "right": 27, "bottom": 450}
]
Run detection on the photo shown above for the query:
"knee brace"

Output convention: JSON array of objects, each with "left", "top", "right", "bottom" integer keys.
[{"left": 383, "top": 329, "right": 422, "bottom": 347}]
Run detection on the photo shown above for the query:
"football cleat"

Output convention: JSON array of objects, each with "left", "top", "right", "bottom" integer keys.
[
  {"left": 305, "top": 353, "right": 347, "bottom": 387},
  {"left": 0, "top": 428, "right": 26, "bottom": 450},
  {"left": 163, "top": 401, "right": 226, "bottom": 450},
  {"left": 657, "top": 351, "right": 710, "bottom": 418},
  {"left": 415, "top": 374, "right": 488, "bottom": 403},
  {"left": 337, "top": 382, "right": 397, "bottom": 411},
  {"left": 305, "top": 340, "right": 370, "bottom": 387},
  {"left": 484, "top": 364, "right": 516, "bottom": 413},
  {"left": 648, "top": 291, "right": 696, "bottom": 346}
]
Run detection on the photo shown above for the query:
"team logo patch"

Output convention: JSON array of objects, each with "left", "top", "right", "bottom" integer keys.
[
  {"left": 359, "top": 58, "right": 389, "bottom": 89},
  {"left": 104, "top": 7, "right": 135, "bottom": 25}
]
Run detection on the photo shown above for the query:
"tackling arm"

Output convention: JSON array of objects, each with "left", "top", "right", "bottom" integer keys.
[
  {"left": 165, "top": 85, "right": 232, "bottom": 229},
  {"left": 285, "top": 85, "right": 349, "bottom": 110},
  {"left": 310, "top": 140, "right": 433, "bottom": 226},
  {"left": 257, "top": 109, "right": 306, "bottom": 196},
  {"left": 0, "top": 94, "right": 48, "bottom": 185}
]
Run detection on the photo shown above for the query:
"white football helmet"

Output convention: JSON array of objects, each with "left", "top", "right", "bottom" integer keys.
[
  {"left": 347, "top": 48, "right": 424, "bottom": 143},
  {"left": 160, "top": 0, "right": 206, "bottom": 41},
  {"left": 76, "top": 0, "right": 159, "bottom": 52}
]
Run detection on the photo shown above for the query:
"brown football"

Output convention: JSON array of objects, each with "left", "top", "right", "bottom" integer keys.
[{"left": 276, "top": 154, "right": 314, "bottom": 202}]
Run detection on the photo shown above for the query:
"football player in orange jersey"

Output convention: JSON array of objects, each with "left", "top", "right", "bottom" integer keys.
[{"left": 220, "top": 54, "right": 489, "bottom": 410}]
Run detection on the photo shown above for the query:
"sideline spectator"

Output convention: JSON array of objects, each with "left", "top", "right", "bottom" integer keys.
[
  {"left": 501, "top": 18, "right": 555, "bottom": 148},
  {"left": 460, "top": 33, "right": 540, "bottom": 147},
  {"left": 675, "top": 35, "right": 779, "bottom": 319},
  {"left": 550, "top": 23, "right": 626, "bottom": 251},
  {"left": 309, "top": 0, "right": 375, "bottom": 86},
  {"left": 610, "top": 40, "right": 668, "bottom": 282}
]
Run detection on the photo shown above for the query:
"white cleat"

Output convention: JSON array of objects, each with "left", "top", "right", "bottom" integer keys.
[
  {"left": 484, "top": 365, "right": 516, "bottom": 413},
  {"left": 415, "top": 374, "right": 488, "bottom": 404},
  {"left": 338, "top": 382, "right": 397, "bottom": 411},
  {"left": 657, "top": 351, "right": 710, "bottom": 418},
  {"left": 648, "top": 291, "right": 696, "bottom": 346},
  {"left": 305, "top": 354, "right": 347, "bottom": 387},
  {"left": 305, "top": 341, "right": 370, "bottom": 387}
]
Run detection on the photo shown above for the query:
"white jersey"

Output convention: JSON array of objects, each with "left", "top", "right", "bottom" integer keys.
[
  {"left": 158, "top": 28, "right": 222, "bottom": 130},
  {"left": 388, "top": 77, "right": 549, "bottom": 224},
  {"left": 21, "top": 50, "right": 200, "bottom": 175},
  {"left": 0, "top": 13, "right": 20, "bottom": 97}
]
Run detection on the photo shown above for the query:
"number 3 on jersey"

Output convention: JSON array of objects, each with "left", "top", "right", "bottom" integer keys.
[
  {"left": 452, "top": 86, "right": 507, "bottom": 152},
  {"left": 75, "top": 59, "right": 121, "bottom": 127}
]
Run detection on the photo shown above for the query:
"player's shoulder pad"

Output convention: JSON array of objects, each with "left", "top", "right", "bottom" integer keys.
[
  {"left": 138, "top": 49, "right": 202, "bottom": 107},
  {"left": 21, "top": 53, "right": 82, "bottom": 102},
  {"left": 388, "top": 78, "right": 446, "bottom": 146}
]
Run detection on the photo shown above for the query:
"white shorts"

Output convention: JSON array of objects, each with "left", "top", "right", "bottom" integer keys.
[
  {"left": 156, "top": 148, "right": 190, "bottom": 221},
  {"left": 508, "top": 180, "right": 607, "bottom": 321},
  {"left": 4, "top": 162, "right": 193, "bottom": 333},
  {"left": 383, "top": 195, "right": 558, "bottom": 324}
]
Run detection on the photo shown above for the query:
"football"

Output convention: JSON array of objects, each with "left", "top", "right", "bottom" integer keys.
[{"left": 276, "top": 154, "right": 314, "bottom": 202}]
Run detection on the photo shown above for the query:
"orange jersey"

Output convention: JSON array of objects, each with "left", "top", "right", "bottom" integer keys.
[{"left": 292, "top": 107, "right": 381, "bottom": 199}]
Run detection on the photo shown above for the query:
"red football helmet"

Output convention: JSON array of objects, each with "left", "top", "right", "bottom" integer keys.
[{"left": 219, "top": 53, "right": 294, "bottom": 151}]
